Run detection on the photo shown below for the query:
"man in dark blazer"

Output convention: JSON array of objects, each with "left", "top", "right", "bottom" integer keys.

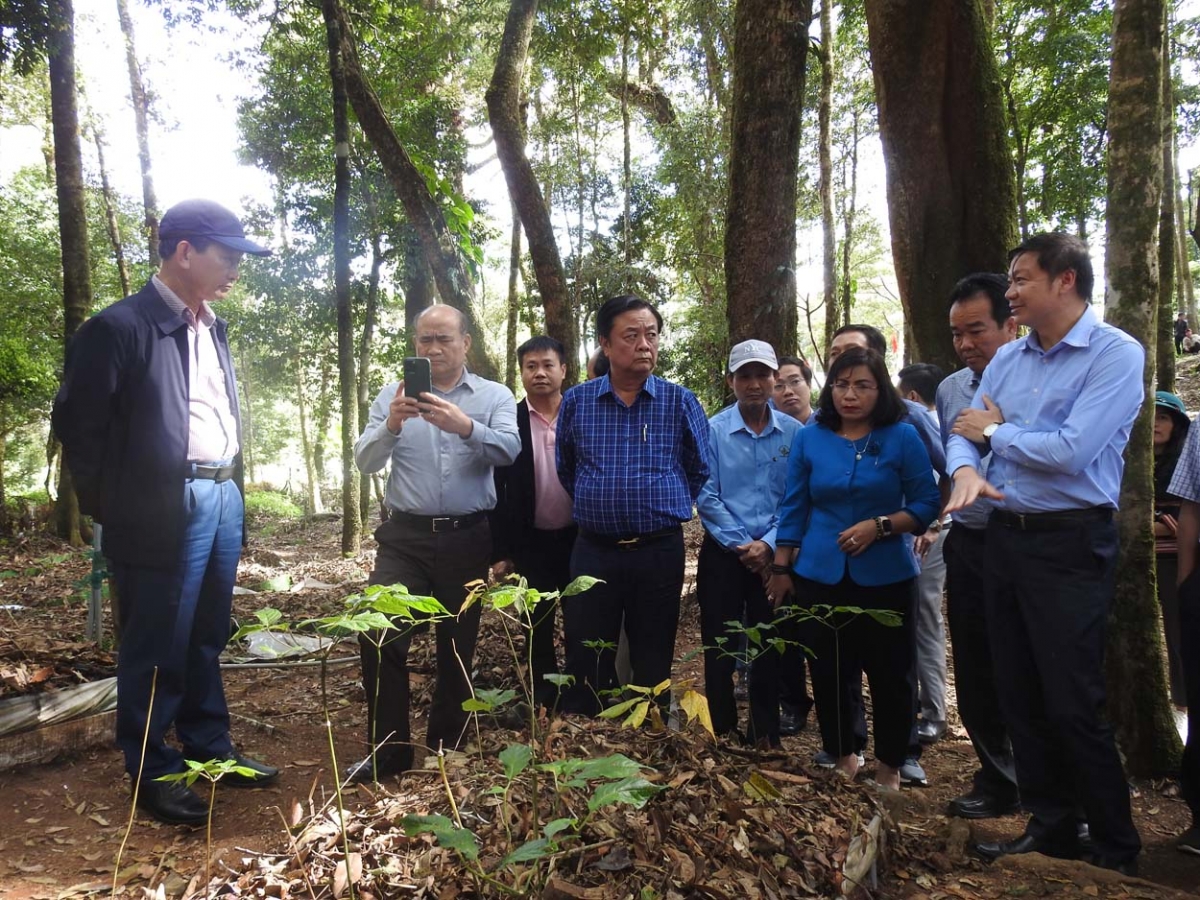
[
  {"left": 52, "top": 200, "right": 276, "bottom": 826},
  {"left": 491, "top": 335, "right": 576, "bottom": 708}
]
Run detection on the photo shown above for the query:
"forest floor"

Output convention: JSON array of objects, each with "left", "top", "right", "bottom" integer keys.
[{"left": 3, "top": 365, "right": 1200, "bottom": 899}]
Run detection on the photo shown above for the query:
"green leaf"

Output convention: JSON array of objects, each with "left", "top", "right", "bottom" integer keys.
[
  {"left": 499, "top": 743, "right": 532, "bottom": 780},
  {"left": 462, "top": 698, "right": 495, "bottom": 712},
  {"left": 596, "top": 697, "right": 643, "bottom": 719},
  {"left": 543, "top": 673, "right": 574, "bottom": 687},
  {"left": 401, "top": 814, "right": 479, "bottom": 860},
  {"left": 478, "top": 688, "right": 517, "bottom": 709},
  {"left": 256, "top": 574, "right": 291, "bottom": 592},
  {"left": 543, "top": 817, "right": 576, "bottom": 840},
  {"left": 498, "top": 837, "right": 550, "bottom": 867},
  {"left": 562, "top": 575, "right": 603, "bottom": 597},
  {"left": 586, "top": 777, "right": 664, "bottom": 812},
  {"left": 573, "top": 754, "right": 644, "bottom": 781}
]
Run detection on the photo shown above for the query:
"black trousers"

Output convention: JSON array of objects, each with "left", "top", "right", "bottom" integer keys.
[
  {"left": 358, "top": 515, "right": 490, "bottom": 764},
  {"left": 1179, "top": 566, "right": 1200, "bottom": 824},
  {"left": 696, "top": 535, "right": 774, "bottom": 739},
  {"left": 943, "top": 524, "right": 1019, "bottom": 801},
  {"left": 984, "top": 513, "right": 1140, "bottom": 861},
  {"left": 561, "top": 529, "right": 685, "bottom": 715},
  {"left": 800, "top": 574, "right": 917, "bottom": 768},
  {"left": 512, "top": 525, "right": 577, "bottom": 707}
]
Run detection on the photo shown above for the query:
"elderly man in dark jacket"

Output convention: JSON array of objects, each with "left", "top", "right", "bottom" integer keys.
[{"left": 53, "top": 200, "right": 275, "bottom": 826}]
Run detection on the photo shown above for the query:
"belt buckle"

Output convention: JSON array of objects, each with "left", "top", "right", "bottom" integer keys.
[
  {"left": 214, "top": 466, "right": 233, "bottom": 484},
  {"left": 1016, "top": 513, "right": 1027, "bottom": 531},
  {"left": 431, "top": 516, "right": 453, "bottom": 533},
  {"left": 617, "top": 537, "right": 640, "bottom": 548}
]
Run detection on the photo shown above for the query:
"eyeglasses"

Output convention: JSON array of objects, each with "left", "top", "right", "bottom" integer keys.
[
  {"left": 831, "top": 380, "right": 878, "bottom": 394},
  {"left": 774, "top": 378, "right": 807, "bottom": 391}
]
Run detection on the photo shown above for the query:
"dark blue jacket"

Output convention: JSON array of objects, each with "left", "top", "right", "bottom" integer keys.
[{"left": 52, "top": 281, "right": 243, "bottom": 568}]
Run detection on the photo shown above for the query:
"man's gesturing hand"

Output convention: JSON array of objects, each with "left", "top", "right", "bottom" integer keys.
[{"left": 944, "top": 466, "right": 1005, "bottom": 515}]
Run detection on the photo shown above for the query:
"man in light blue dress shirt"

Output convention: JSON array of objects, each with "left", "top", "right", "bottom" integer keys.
[
  {"left": 946, "top": 233, "right": 1143, "bottom": 874},
  {"left": 696, "top": 340, "right": 801, "bottom": 745}
]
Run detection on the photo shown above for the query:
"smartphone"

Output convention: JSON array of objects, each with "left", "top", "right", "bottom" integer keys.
[{"left": 403, "top": 356, "right": 432, "bottom": 399}]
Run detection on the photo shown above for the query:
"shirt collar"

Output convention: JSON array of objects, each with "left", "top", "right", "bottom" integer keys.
[
  {"left": 732, "top": 403, "right": 781, "bottom": 436},
  {"left": 1021, "top": 304, "right": 1097, "bottom": 355},
  {"left": 152, "top": 274, "right": 215, "bottom": 326},
  {"left": 598, "top": 373, "right": 657, "bottom": 399}
]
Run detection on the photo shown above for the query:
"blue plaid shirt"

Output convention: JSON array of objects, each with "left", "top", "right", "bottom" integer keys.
[{"left": 557, "top": 374, "right": 711, "bottom": 536}]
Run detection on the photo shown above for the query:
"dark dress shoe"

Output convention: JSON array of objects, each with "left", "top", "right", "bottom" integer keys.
[
  {"left": 1091, "top": 855, "right": 1138, "bottom": 877},
  {"left": 213, "top": 754, "right": 279, "bottom": 788},
  {"left": 343, "top": 749, "right": 412, "bottom": 784},
  {"left": 917, "top": 720, "right": 946, "bottom": 744},
  {"left": 1077, "top": 821, "right": 1093, "bottom": 855},
  {"left": 136, "top": 779, "right": 209, "bottom": 826},
  {"left": 948, "top": 790, "right": 1021, "bottom": 819},
  {"left": 975, "top": 833, "right": 1079, "bottom": 862}
]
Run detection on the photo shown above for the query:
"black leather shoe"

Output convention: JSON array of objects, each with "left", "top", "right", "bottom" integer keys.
[
  {"left": 212, "top": 754, "right": 279, "bottom": 788},
  {"left": 343, "top": 749, "right": 412, "bottom": 784},
  {"left": 779, "top": 706, "right": 804, "bottom": 737},
  {"left": 136, "top": 779, "right": 209, "bottom": 826},
  {"left": 1077, "top": 821, "right": 1093, "bottom": 856},
  {"left": 975, "top": 833, "right": 1079, "bottom": 862},
  {"left": 948, "top": 791, "right": 1021, "bottom": 819},
  {"left": 917, "top": 720, "right": 947, "bottom": 744},
  {"left": 1091, "top": 855, "right": 1138, "bottom": 877}
]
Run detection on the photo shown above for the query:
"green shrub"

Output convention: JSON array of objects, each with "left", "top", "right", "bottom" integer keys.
[{"left": 244, "top": 489, "right": 303, "bottom": 518}]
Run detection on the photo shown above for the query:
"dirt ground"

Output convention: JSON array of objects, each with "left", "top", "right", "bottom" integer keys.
[{"left": 1, "top": 511, "right": 1198, "bottom": 899}]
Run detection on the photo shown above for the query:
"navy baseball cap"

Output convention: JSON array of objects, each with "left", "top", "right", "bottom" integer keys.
[{"left": 159, "top": 199, "right": 272, "bottom": 256}]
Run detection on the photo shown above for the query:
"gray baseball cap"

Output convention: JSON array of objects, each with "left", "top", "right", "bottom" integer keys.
[{"left": 728, "top": 339, "right": 779, "bottom": 372}]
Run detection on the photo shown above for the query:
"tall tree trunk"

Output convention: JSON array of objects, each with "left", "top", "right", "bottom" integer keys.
[
  {"left": 359, "top": 180, "right": 383, "bottom": 525},
  {"left": 506, "top": 200, "right": 521, "bottom": 393},
  {"left": 724, "top": 0, "right": 811, "bottom": 352},
  {"left": 1157, "top": 8, "right": 1176, "bottom": 393},
  {"left": 321, "top": 0, "right": 360, "bottom": 554},
  {"left": 620, "top": 29, "right": 633, "bottom": 284},
  {"left": 1175, "top": 133, "right": 1197, "bottom": 324},
  {"left": 49, "top": 0, "right": 89, "bottom": 547},
  {"left": 486, "top": 0, "right": 576, "bottom": 379},
  {"left": 864, "top": 0, "right": 1017, "bottom": 373},
  {"left": 329, "top": 0, "right": 496, "bottom": 378},
  {"left": 402, "top": 228, "right": 436, "bottom": 352},
  {"left": 295, "top": 362, "right": 322, "bottom": 516},
  {"left": 239, "top": 344, "right": 256, "bottom": 482},
  {"left": 818, "top": 0, "right": 837, "bottom": 361},
  {"left": 89, "top": 123, "right": 131, "bottom": 296},
  {"left": 1104, "top": 0, "right": 1178, "bottom": 776},
  {"left": 839, "top": 107, "right": 861, "bottom": 340},
  {"left": 115, "top": 0, "right": 158, "bottom": 267}
]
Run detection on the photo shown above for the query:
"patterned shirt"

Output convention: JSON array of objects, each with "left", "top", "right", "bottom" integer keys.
[
  {"left": 557, "top": 374, "right": 711, "bottom": 536},
  {"left": 1168, "top": 418, "right": 1200, "bottom": 503}
]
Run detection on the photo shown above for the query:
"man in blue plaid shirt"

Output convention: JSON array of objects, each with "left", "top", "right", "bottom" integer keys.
[{"left": 556, "top": 295, "right": 710, "bottom": 714}]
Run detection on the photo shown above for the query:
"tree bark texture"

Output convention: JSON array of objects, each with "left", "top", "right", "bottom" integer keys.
[
  {"left": 1157, "top": 8, "right": 1176, "bottom": 392},
  {"left": 486, "top": 0, "right": 576, "bottom": 379},
  {"left": 818, "top": 0, "right": 837, "bottom": 361},
  {"left": 1174, "top": 134, "right": 1197, "bottom": 324},
  {"left": 49, "top": 0, "right": 89, "bottom": 546},
  {"left": 358, "top": 182, "right": 383, "bottom": 524},
  {"left": 724, "top": 0, "right": 811, "bottom": 353},
  {"left": 864, "top": 0, "right": 1017, "bottom": 373},
  {"left": 90, "top": 124, "right": 131, "bottom": 296},
  {"left": 506, "top": 200, "right": 521, "bottom": 393},
  {"left": 115, "top": 0, "right": 158, "bottom": 267},
  {"left": 321, "top": 0, "right": 361, "bottom": 554},
  {"left": 1103, "top": 0, "right": 1178, "bottom": 776},
  {"left": 330, "top": 0, "right": 496, "bottom": 379}
]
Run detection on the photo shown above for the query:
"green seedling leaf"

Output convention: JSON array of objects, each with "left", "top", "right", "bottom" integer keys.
[
  {"left": 498, "top": 838, "right": 551, "bottom": 867},
  {"left": 573, "top": 754, "right": 644, "bottom": 781},
  {"left": 586, "top": 777, "right": 664, "bottom": 812},
  {"left": 543, "top": 674, "right": 574, "bottom": 687},
  {"left": 597, "top": 697, "right": 644, "bottom": 719},
  {"left": 231, "top": 606, "right": 287, "bottom": 642},
  {"left": 862, "top": 608, "right": 903, "bottom": 627},
  {"left": 625, "top": 700, "right": 650, "bottom": 728},
  {"left": 256, "top": 574, "right": 291, "bottom": 592},
  {"left": 562, "top": 575, "right": 603, "bottom": 597},
  {"left": 543, "top": 817, "right": 576, "bottom": 840},
  {"left": 479, "top": 688, "right": 517, "bottom": 709},
  {"left": 462, "top": 698, "right": 495, "bottom": 712},
  {"left": 582, "top": 639, "right": 616, "bottom": 652},
  {"left": 499, "top": 743, "right": 533, "bottom": 780},
  {"left": 401, "top": 814, "right": 479, "bottom": 861}
]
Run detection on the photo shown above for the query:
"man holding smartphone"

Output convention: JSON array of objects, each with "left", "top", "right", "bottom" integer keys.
[{"left": 349, "top": 304, "right": 519, "bottom": 782}]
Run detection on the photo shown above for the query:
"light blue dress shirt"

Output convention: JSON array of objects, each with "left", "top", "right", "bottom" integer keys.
[
  {"left": 355, "top": 369, "right": 520, "bottom": 516},
  {"left": 777, "top": 421, "right": 941, "bottom": 586},
  {"left": 936, "top": 366, "right": 994, "bottom": 530},
  {"left": 696, "top": 404, "right": 801, "bottom": 551},
  {"left": 945, "top": 306, "right": 1144, "bottom": 513}
]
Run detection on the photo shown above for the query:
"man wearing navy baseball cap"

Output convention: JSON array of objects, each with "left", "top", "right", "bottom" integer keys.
[{"left": 53, "top": 200, "right": 275, "bottom": 826}]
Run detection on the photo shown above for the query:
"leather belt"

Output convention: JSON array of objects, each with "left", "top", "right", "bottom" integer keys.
[
  {"left": 580, "top": 525, "right": 681, "bottom": 549},
  {"left": 390, "top": 509, "right": 487, "bottom": 533},
  {"left": 990, "top": 507, "right": 1112, "bottom": 532},
  {"left": 189, "top": 463, "right": 236, "bottom": 483}
]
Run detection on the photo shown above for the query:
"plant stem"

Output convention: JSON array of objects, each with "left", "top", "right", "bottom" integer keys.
[
  {"left": 115, "top": 666, "right": 157, "bottom": 899},
  {"left": 321, "top": 652, "right": 357, "bottom": 900}
]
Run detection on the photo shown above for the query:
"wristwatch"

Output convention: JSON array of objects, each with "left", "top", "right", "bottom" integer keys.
[{"left": 982, "top": 422, "right": 1000, "bottom": 440}]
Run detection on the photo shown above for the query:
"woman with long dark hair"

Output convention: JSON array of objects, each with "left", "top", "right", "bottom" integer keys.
[{"left": 766, "top": 348, "right": 940, "bottom": 789}]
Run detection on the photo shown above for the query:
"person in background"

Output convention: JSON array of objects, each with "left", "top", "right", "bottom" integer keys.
[
  {"left": 1184, "top": 330, "right": 1200, "bottom": 355},
  {"left": 1167, "top": 410, "right": 1200, "bottom": 857},
  {"left": 491, "top": 336, "right": 576, "bottom": 709},
  {"left": 586, "top": 348, "right": 610, "bottom": 380},
  {"left": 1177, "top": 312, "right": 1190, "bottom": 355},
  {"left": 773, "top": 355, "right": 814, "bottom": 426},
  {"left": 696, "top": 340, "right": 800, "bottom": 744},
  {"left": 557, "top": 295, "right": 710, "bottom": 714},
  {"left": 898, "top": 362, "right": 949, "bottom": 746},
  {"left": 1154, "top": 392, "right": 1190, "bottom": 726},
  {"left": 348, "top": 304, "right": 519, "bottom": 782},
  {"left": 936, "top": 273, "right": 1021, "bottom": 820},
  {"left": 52, "top": 200, "right": 277, "bottom": 825},
  {"left": 946, "top": 232, "right": 1142, "bottom": 874},
  {"left": 767, "top": 347, "right": 940, "bottom": 789}
]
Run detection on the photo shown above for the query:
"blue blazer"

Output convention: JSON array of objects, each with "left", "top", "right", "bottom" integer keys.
[
  {"left": 52, "top": 281, "right": 243, "bottom": 568},
  {"left": 776, "top": 420, "right": 940, "bottom": 586}
]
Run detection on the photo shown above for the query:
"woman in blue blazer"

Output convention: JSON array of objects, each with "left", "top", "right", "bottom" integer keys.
[{"left": 767, "top": 348, "right": 940, "bottom": 789}]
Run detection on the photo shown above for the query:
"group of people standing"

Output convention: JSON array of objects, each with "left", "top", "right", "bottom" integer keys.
[{"left": 51, "top": 198, "right": 1198, "bottom": 874}]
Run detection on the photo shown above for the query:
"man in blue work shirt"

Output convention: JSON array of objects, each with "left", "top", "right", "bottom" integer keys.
[
  {"left": 556, "top": 295, "right": 710, "bottom": 715},
  {"left": 946, "top": 233, "right": 1143, "bottom": 874},
  {"left": 696, "top": 340, "right": 800, "bottom": 744}
]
